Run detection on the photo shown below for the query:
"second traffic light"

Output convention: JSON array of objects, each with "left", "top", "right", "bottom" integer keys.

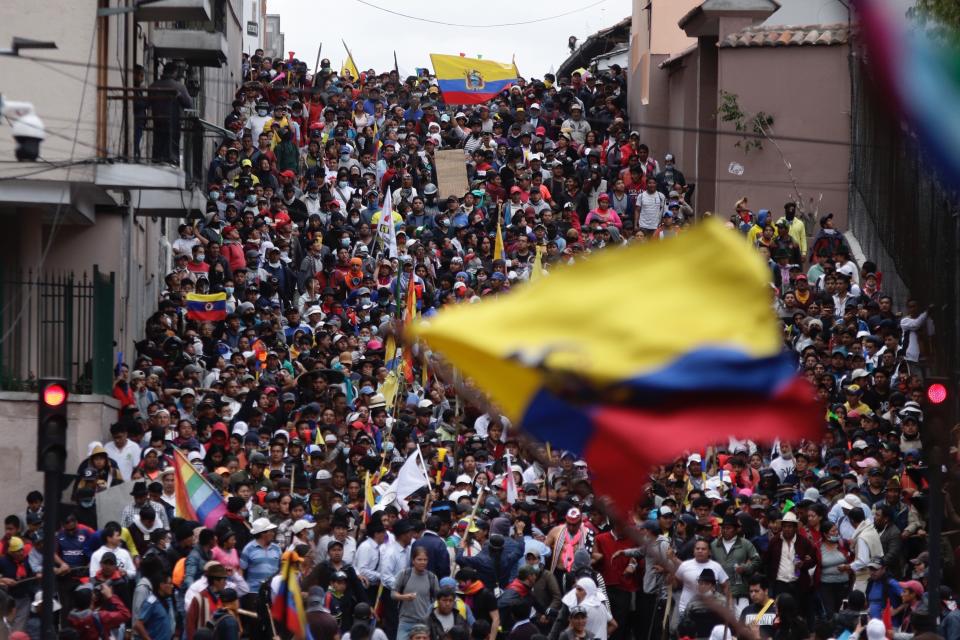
[{"left": 37, "top": 378, "right": 68, "bottom": 473}]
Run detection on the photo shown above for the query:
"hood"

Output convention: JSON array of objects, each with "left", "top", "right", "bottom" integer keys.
[
  {"left": 757, "top": 210, "right": 770, "bottom": 227},
  {"left": 571, "top": 549, "right": 591, "bottom": 572}
]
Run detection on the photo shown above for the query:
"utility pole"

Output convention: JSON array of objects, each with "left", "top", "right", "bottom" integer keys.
[{"left": 37, "top": 378, "right": 68, "bottom": 639}]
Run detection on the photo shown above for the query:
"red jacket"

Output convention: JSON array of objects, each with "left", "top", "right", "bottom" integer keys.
[
  {"left": 222, "top": 241, "right": 246, "bottom": 273},
  {"left": 66, "top": 595, "right": 130, "bottom": 640}
]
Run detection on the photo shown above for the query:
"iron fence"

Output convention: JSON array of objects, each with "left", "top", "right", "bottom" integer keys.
[
  {"left": 0, "top": 267, "right": 115, "bottom": 395},
  {"left": 849, "top": 58, "right": 960, "bottom": 382}
]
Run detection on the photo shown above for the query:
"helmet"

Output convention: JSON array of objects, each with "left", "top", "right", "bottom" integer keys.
[{"left": 423, "top": 183, "right": 438, "bottom": 196}]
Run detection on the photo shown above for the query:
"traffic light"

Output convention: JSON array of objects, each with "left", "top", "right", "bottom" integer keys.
[
  {"left": 927, "top": 382, "right": 949, "bottom": 405},
  {"left": 37, "top": 378, "right": 68, "bottom": 472}
]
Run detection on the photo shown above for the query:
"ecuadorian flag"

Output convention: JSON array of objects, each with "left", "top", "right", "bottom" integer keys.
[
  {"left": 430, "top": 54, "right": 517, "bottom": 105},
  {"left": 408, "top": 220, "right": 821, "bottom": 511},
  {"left": 186, "top": 292, "right": 227, "bottom": 322}
]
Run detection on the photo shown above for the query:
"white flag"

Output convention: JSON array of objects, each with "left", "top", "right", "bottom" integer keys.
[
  {"left": 503, "top": 453, "right": 519, "bottom": 504},
  {"left": 376, "top": 187, "right": 399, "bottom": 259},
  {"left": 387, "top": 447, "right": 430, "bottom": 510}
]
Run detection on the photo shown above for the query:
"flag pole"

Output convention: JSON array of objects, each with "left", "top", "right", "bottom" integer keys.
[
  {"left": 393, "top": 50, "right": 400, "bottom": 77},
  {"left": 313, "top": 43, "right": 323, "bottom": 81}
]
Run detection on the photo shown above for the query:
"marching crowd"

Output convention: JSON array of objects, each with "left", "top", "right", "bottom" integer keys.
[{"left": 0, "top": 46, "right": 954, "bottom": 640}]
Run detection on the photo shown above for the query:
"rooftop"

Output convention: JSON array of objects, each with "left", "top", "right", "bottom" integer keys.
[{"left": 718, "top": 23, "right": 852, "bottom": 48}]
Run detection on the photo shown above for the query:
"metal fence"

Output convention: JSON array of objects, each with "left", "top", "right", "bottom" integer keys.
[
  {"left": 0, "top": 268, "right": 115, "bottom": 395},
  {"left": 849, "top": 58, "right": 960, "bottom": 384}
]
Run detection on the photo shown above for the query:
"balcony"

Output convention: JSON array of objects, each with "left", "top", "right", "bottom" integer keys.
[
  {"left": 151, "top": 24, "right": 228, "bottom": 67},
  {"left": 136, "top": 0, "right": 212, "bottom": 22}
]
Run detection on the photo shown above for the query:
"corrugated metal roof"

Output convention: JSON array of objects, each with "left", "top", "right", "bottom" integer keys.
[{"left": 718, "top": 23, "right": 851, "bottom": 48}]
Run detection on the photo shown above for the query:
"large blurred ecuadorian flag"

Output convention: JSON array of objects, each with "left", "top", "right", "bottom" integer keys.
[
  {"left": 408, "top": 220, "right": 820, "bottom": 510},
  {"left": 430, "top": 54, "right": 517, "bottom": 105}
]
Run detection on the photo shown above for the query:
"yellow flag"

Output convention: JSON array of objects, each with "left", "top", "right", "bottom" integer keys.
[
  {"left": 341, "top": 40, "right": 360, "bottom": 82},
  {"left": 531, "top": 246, "right": 545, "bottom": 282},
  {"left": 494, "top": 217, "right": 504, "bottom": 261},
  {"left": 381, "top": 371, "right": 399, "bottom": 410},
  {"left": 384, "top": 334, "right": 397, "bottom": 368}
]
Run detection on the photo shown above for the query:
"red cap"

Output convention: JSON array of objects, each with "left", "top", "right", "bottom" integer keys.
[
  {"left": 597, "top": 193, "right": 610, "bottom": 202},
  {"left": 510, "top": 186, "right": 522, "bottom": 194},
  {"left": 263, "top": 386, "right": 278, "bottom": 395},
  {"left": 535, "top": 126, "right": 546, "bottom": 135},
  {"left": 280, "top": 169, "right": 296, "bottom": 179},
  {"left": 795, "top": 274, "right": 808, "bottom": 281}
]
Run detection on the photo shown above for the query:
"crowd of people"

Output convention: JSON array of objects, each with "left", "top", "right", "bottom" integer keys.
[{"left": 0, "top": 46, "right": 953, "bottom": 640}]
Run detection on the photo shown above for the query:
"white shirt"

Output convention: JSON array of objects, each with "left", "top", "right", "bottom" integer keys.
[
  {"left": 676, "top": 559, "right": 728, "bottom": 614},
  {"left": 635, "top": 191, "right": 666, "bottom": 230},
  {"left": 379, "top": 540, "right": 411, "bottom": 589},
  {"left": 776, "top": 536, "right": 798, "bottom": 583},
  {"left": 89, "top": 545, "right": 136, "bottom": 579},
  {"left": 900, "top": 311, "right": 933, "bottom": 362},
  {"left": 103, "top": 440, "right": 142, "bottom": 481},
  {"left": 354, "top": 537, "right": 383, "bottom": 585}
]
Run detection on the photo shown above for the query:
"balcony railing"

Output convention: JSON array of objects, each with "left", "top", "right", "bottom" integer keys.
[{"left": 100, "top": 86, "right": 207, "bottom": 186}]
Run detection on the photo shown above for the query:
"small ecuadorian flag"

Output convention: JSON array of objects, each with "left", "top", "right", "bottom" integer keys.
[
  {"left": 409, "top": 220, "right": 821, "bottom": 511},
  {"left": 186, "top": 292, "right": 227, "bottom": 322},
  {"left": 430, "top": 54, "right": 517, "bottom": 105}
]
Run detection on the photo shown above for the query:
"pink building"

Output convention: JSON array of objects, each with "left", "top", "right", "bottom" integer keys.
[{"left": 629, "top": 0, "right": 853, "bottom": 229}]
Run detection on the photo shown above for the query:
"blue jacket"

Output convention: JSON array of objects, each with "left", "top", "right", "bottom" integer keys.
[{"left": 412, "top": 530, "right": 450, "bottom": 579}]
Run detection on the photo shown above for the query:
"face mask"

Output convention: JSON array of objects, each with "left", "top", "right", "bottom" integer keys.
[
  {"left": 268, "top": 260, "right": 280, "bottom": 268},
  {"left": 225, "top": 190, "right": 235, "bottom": 199},
  {"left": 246, "top": 195, "right": 257, "bottom": 204},
  {"left": 224, "top": 287, "right": 234, "bottom": 296},
  {"left": 339, "top": 181, "right": 349, "bottom": 188},
  {"left": 80, "top": 499, "right": 94, "bottom": 508},
  {"left": 308, "top": 192, "right": 318, "bottom": 199},
  {"left": 209, "top": 191, "right": 220, "bottom": 201},
  {"left": 257, "top": 109, "right": 268, "bottom": 116},
  {"left": 195, "top": 254, "right": 205, "bottom": 262},
  {"left": 826, "top": 535, "right": 839, "bottom": 543},
  {"left": 384, "top": 442, "right": 395, "bottom": 453},
  {"left": 341, "top": 238, "right": 351, "bottom": 247}
]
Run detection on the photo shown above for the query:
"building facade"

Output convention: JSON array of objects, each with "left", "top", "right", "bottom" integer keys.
[{"left": 0, "top": 0, "right": 243, "bottom": 513}]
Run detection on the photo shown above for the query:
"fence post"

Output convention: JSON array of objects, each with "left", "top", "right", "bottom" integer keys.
[
  {"left": 91, "top": 266, "right": 116, "bottom": 395},
  {"left": 63, "top": 274, "right": 74, "bottom": 385}
]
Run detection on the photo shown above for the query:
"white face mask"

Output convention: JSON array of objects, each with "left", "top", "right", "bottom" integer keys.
[{"left": 268, "top": 260, "right": 280, "bottom": 268}]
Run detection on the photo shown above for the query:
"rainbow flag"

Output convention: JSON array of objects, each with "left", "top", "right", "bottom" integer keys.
[
  {"left": 185, "top": 292, "right": 227, "bottom": 322},
  {"left": 430, "top": 54, "right": 517, "bottom": 104},
  {"left": 408, "top": 220, "right": 821, "bottom": 511},
  {"left": 173, "top": 448, "right": 227, "bottom": 528},
  {"left": 271, "top": 552, "right": 309, "bottom": 640},
  {"left": 855, "top": 0, "right": 960, "bottom": 185}
]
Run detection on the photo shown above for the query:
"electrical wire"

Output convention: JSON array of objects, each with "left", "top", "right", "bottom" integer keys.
[
  {"left": 353, "top": 0, "right": 610, "bottom": 28},
  {"left": 0, "top": 158, "right": 99, "bottom": 182}
]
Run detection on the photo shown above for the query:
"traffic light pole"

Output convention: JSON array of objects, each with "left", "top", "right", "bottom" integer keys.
[
  {"left": 37, "top": 378, "right": 68, "bottom": 639},
  {"left": 40, "top": 471, "right": 59, "bottom": 640}
]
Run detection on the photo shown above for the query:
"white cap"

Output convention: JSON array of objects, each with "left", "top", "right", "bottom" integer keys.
[
  {"left": 529, "top": 103, "right": 541, "bottom": 110},
  {"left": 852, "top": 439, "right": 868, "bottom": 450},
  {"left": 449, "top": 490, "right": 469, "bottom": 502},
  {"left": 306, "top": 305, "right": 323, "bottom": 316},
  {"left": 688, "top": 453, "right": 702, "bottom": 464},
  {"left": 292, "top": 520, "right": 316, "bottom": 534},
  {"left": 659, "top": 505, "right": 673, "bottom": 516},
  {"left": 315, "top": 469, "right": 333, "bottom": 481},
  {"left": 418, "top": 399, "right": 433, "bottom": 409},
  {"left": 782, "top": 511, "right": 799, "bottom": 523},
  {"left": 180, "top": 387, "right": 196, "bottom": 397},
  {"left": 455, "top": 474, "right": 472, "bottom": 485},
  {"left": 250, "top": 517, "right": 278, "bottom": 535},
  {"left": 455, "top": 111, "right": 467, "bottom": 119}
]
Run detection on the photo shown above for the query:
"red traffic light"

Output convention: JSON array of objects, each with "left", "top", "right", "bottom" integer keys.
[
  {"left": 42, "top": 383, "right": 67, "bottom": 407},
  {"left": 927, "top": 383, "right": 948, "bottom": 405}
]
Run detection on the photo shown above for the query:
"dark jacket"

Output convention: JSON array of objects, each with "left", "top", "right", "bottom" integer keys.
[
  {"left": 428, "top": 608, "right": 469, "bottom": 640},
  {"left": 762, "top": 534, "right": 818, "bottom": 590},
  {"left": 456, "top": 541, "right": 524, "bottom": 590},
  {"left": 412, "top": 530, "right": 451, "bottom": 579}
]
